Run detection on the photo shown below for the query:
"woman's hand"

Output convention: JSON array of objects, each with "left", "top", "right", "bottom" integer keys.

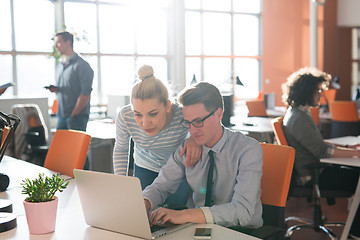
[{"left": 181, "top": 136, "right": 202, "bottom": 167}]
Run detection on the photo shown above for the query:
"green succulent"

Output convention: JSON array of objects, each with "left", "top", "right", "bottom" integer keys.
[{"left": 21, "top": 173, "right": 69, "bottom": 203}]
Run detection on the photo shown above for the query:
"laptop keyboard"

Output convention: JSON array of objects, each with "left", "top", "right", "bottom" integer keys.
[{"left": 150, "top": 224, "right": 167, "bottom": 233}]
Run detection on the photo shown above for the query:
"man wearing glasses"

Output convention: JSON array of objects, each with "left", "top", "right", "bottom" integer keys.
[{"left": 143, "top": 82, "right": 263, "bottom": 229}]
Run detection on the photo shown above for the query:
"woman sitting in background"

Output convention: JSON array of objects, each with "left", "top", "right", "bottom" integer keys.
[
  {"left": 282, "top": 67, "right": 360, "bottom": 238},
  {"left": 113, "top": 65, "right": 201, "bottom": 209}
]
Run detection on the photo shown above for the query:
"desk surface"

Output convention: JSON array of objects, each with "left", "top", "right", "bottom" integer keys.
[
  {"left": 325, "top": 136, "right": 360, "bottom": 147},
  {"left": 230, "top": 117, "right": 273, "bottom": 133},
  {"left": 0, "top": 156, "right": 259, "bottom": 240},
  {"left": 87, "top": 120, "right": 116, "bottom": 140},
  {"left": 266, "top": 107, "right": 287, "bottom": 118},
  {"left": 320, "top": 136, "right": 360, "bottom": 240}
]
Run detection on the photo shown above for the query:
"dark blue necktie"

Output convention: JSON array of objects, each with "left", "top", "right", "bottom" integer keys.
[{"left": 205, "top": 150, "right": 214, "bottom": 207}]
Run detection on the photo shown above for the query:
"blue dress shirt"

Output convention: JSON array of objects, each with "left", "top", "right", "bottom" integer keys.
[{"left": 143, "top": 127, "right": 263, "bottom": 228}]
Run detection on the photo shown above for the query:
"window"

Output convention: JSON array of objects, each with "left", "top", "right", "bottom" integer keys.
[
  {"left": 352, "top": 28, "right": 360, "bottom": 100},
  {"left": 0, "top": 0, "right": 262, "bottom": 109},
  {"left": 62, "top": 0, "right": 170, "bottom": 104},
  {"left": 0, "top": 0, "right": 55, "bottom": 99},
  {"left": 185, "top": 0, "right": 262, "bottom": 99}
]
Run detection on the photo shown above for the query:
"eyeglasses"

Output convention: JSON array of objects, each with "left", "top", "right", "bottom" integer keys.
[{"left": 180, "top": 109, "right": 217, "bottom": 129}]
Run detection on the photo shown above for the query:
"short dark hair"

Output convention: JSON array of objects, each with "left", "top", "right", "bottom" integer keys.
[
  {"left": 177, "top": 82, "right": 223, "bottom": 112},
  {"left": 55, "top": 31, "right": 74, "bottom": 48},
  {"left": 282, "top": 67, "right": 331, "bottom": 107}
]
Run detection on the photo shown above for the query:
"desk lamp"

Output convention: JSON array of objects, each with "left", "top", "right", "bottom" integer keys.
[
  {"left": 221, "top": 76, "right": 244, "bottom": 127},
  {"left": 236, "top": 76, "right": 244, "bottom": 86},
  {"left": 191, "top": 74, "right": 197, "bottom": 85},
  {"left": 0, "top": 111, "right": 20, "bottom": 233}
]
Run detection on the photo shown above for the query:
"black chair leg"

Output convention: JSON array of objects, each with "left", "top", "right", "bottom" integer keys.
[
  {"left": 285, "top": 184, "right": 345, "bottom": 240},
  {"left": 285, "top": 222, "right": 343, "bottom": 240}
]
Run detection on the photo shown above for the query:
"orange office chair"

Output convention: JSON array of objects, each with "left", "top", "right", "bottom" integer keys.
[
  {"left": 246, "top": 100, "right": 268, "bottom": 117},
  {"left": 255, "top": 143, "right": 295, "bottom": 239},
  {"left": 257, "top": 91, "right": 265, "bottom": 101},
  {"left": 50, "top": 99, "right": 58, "bottom": 116},
  {"left": 231, "top": 143, "right": 295, "bottom": 240},
  {"left": 319, "top": 89, "right": 337, "bottom": 106},
  {"left": 272, "top": 112, "right": 353, "bottom": 239},
  {"left": 44, "top": 130, "right": 91, "bottom": 178},
  {"left": 329, "top": 101, "right": 360, "bottom": 138},
  {"left": 271, "top": 117, "right": 288, "bottom": 145}
]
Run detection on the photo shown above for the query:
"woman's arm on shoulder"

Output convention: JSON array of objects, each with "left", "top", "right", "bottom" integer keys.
[{"left": 180, "top": 136, "right": 202, "bottom": 167}]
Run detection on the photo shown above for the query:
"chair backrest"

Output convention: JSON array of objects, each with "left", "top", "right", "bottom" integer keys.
[
  {"left": 319, "top": 89, "right": 337, "bottom": 106},
  {"left": 10, "top": 104, "right": 48, "bottom": 158},
  {"left": 309, "top": 106, "right": 320, "bottom": 126},
  {"left": 44, "top": 130, "right": 91, "bottom": 178},
  {"left": 260, "top": 143, "right": 295, "bottom": 229},
  {"left": 257, "top": 91, "right": 264, "bottom": 101},
  {"left": 271, "top": 117, "right": 288, "bottom": 145},
  {"left": 260, "top": 143, "right": 295, "bottom": 207},
  {"left": 329, "top": 101, "right": 360, "bottom": 138},
  {"left": 329, "top": 101, "right": 359, "bottom": 122},
  {"left": 246, "top": 100, "right": 268, "bottom": 117},
  {"left": 51, "top": 99, "right": 58, "bottom": 115}
]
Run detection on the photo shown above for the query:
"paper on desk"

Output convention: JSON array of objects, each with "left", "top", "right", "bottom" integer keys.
[{"left": 324, "top": 136, "right": 360, "bottom": 146}]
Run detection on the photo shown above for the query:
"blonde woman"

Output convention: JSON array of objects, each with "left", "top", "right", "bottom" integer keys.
[{"left": 113, "top": 65, "right": 201, "bottom": 209}]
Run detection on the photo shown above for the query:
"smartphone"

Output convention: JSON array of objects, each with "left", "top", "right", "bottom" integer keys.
[{"left": 194, "top": 227, "right": 212, "bottom": 239}]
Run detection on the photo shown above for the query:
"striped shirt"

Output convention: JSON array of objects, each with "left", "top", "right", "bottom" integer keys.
[{"left": 113, "top": 104, "right": 188, "bottom": 175}]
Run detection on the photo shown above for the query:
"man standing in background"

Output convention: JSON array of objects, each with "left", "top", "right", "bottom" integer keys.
[{"left": 47, "top": 31, "right": 94, "bottom": 132}]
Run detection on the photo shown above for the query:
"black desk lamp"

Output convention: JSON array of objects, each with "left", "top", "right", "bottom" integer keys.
[
  {"left": 236, "top": 76, "right": 244, "bottom": 86},
  {"left": 0, "top": 111, "right": 20, "bottom": 233},
  {"left": 191, "top": 74, "right": 197, "bottom": 85},
  {"left": 221, "top": 76, "right": 245, "bottom": 127}
]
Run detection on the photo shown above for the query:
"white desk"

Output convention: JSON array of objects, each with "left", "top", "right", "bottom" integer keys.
[
  {"left": 321, "top": 136, "right": 360, "bottom": 240},
  {"left": 324, "top": 136, "right": 360, "bottom": 146},
  {"left": 266, "top": 106, "right": 287, "bottom": 118},
  {"left": 230, "top": 116, "right": 274, "bottom": 143},
  {"left": 86, "top": 120, "right": 116, "bottom": 140},
  {"left": 0, "top": 156, "right": 260, "bottom": 240}
]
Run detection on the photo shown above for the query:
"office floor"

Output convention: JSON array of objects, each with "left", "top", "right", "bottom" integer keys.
[{"left": 285, "top": 196, "right": 349, "bottom": 239}]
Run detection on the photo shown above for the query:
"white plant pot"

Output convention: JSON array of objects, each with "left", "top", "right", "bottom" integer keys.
[{"left": 23, "top": 196, "right": 58, "bottom": 234}]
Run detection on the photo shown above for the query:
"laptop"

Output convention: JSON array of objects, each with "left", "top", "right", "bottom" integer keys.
[{"left": 73, "top": 169, "right": 192, "bottom": 239}]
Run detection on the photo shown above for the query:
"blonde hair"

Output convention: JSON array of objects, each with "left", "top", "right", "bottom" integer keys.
[{"left": 131, "top": 65, "right": 169, "bottom": 106}]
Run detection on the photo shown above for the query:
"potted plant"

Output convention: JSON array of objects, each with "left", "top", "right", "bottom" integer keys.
[{"left": 21, "top": 173, "right": 69, "bottom": 234}]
